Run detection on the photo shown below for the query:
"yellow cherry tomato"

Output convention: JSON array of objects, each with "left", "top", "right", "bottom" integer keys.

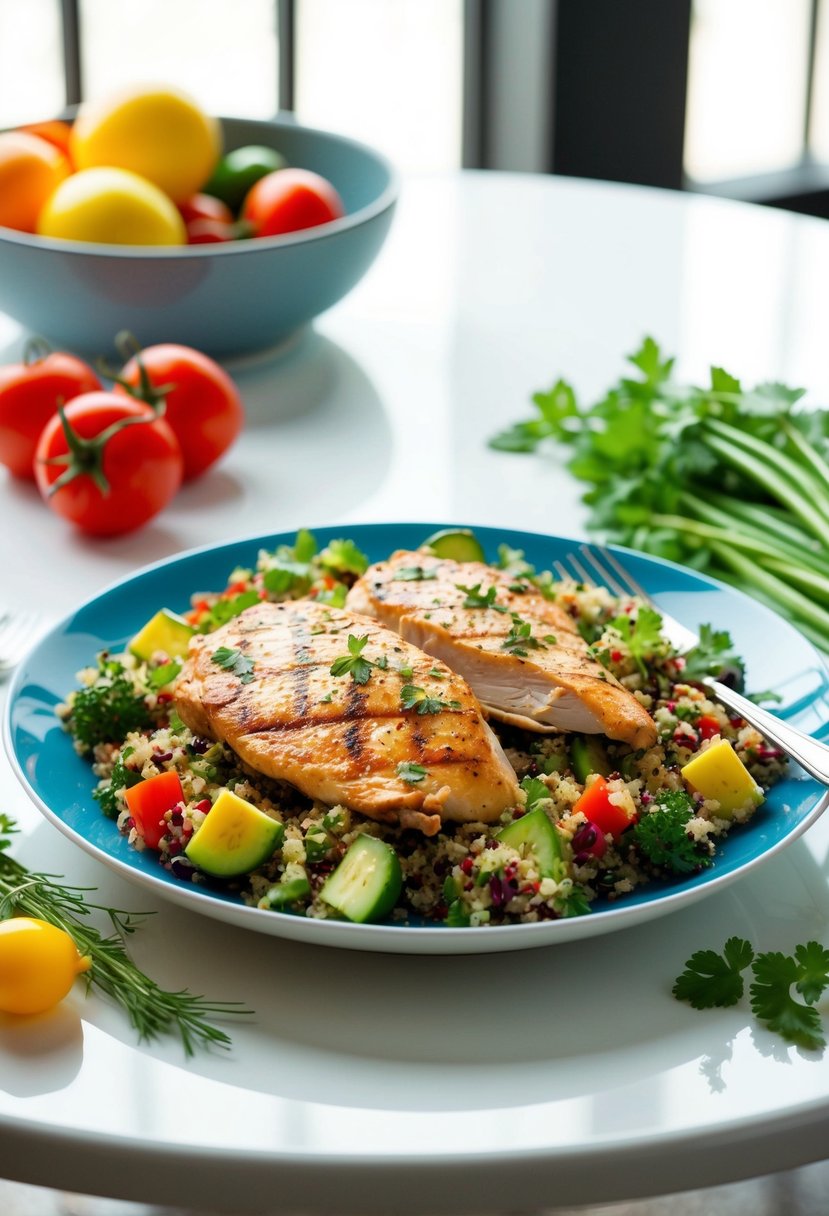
[
  {"left": 37, "top": 167, "right": 186, "bottom": 246},
  {"left": 0, "top": 917, "right": 91, "bottom": 1015},
  {"left": 70, "top": 85, "right": 221, "bottom": 204}
]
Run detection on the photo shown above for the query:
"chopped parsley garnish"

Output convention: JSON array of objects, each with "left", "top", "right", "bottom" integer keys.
[
  {"left": 393, "top": 566, "right": 438, "bottom": 581},
  {"left": 93, "top": 748, "right": 142, "bottom": 818},
  {"left": 329, "top": 634, "right": 381, "bottom": 685},
  {"left": 400, "top": 685, "right": 462, "bottom": 714},
  {"left": 456, "top": 582, "right": 509, "bottom": 613},
  {"left": 673, "top": 937, "right": 829, "bottom": 1051},
  {"left": 397, "top": 761, "right": 428, "bottom": 784},
  {"left": 632, "top": 789, "right": 711, "bottom": 874},
  {"left": 521, "top": 775, "right": 552, "bottom": 810},
  {"left": 211, "top": 646, "right": 256, "bottom": 684},
  {"left": 501, "top": 613, "right": 546, "bottom": 656}
]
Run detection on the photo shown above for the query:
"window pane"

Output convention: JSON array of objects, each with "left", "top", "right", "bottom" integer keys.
[
  {"left": 684, "top": 0, "right": 811, "bottom": 182},
  {"left": 295, "top": 0, "right": 463, "bottom": 173},
  {"left": 809, "top": 0, "right": 829, "bottom": 159},
  {"left": 80, "top": 0, "right": 278, "bottom": 118},
  {"left": 0, "top": 0, "right": 64, "bottom": 127}
]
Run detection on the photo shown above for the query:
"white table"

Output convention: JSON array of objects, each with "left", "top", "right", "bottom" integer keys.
[{"left": 1, "top": 172, "right": 829, "bottom": 1214}]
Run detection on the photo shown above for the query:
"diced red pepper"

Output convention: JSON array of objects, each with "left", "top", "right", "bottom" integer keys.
[
  {"left": 696, "top": 714, "right": 722, "bottom": 741},
  {"left": 124, "top": 769, "right": 184, "bottom": 850},
  {"left": 572, "top": 775, "right": 636, "bottom": 841}
]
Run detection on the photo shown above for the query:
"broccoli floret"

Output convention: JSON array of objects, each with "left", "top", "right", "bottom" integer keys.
[
  {"left": 632, "top": 789, "right": 712, "bottom": 875},
  {"left": 67, "top": 658, "right": 153, "bottom": 753}
]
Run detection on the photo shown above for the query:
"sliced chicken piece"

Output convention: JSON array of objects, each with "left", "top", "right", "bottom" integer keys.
[
  {"left": 173, "top": 600, "right": 521, "bottom": 836},
  {"left": 346, "top": 551, "right": 658, "bottom": 750}
]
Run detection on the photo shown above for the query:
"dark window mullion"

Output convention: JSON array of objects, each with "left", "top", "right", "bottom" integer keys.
[
  {"left": 803, "top": 0, "right": 821, "bottom": 154},
  {"left": 60, "top": 0, "right": 83, "bottom": 107},
  {"left": 278, "top": 0, "right": 295, "bottom": 113}
]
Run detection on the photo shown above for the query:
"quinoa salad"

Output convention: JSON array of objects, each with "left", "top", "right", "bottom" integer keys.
[{"left": 58, "top": 528, "right": 788, "bottom": 929}]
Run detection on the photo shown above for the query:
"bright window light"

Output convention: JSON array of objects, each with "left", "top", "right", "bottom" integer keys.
[
  {"left": 79, "top": 0, "right": 278, "bottom": 118},
  {"left": 684, "top": 0, "right": 811, "bottom": 182},
  {"left": 295, "top": 0, "right": 464, "bottom": 174},
  {"left": 0, "top": 0, "right": 64, "bottom": 126}
]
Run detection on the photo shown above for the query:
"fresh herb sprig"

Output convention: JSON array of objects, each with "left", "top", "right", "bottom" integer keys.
[
  {"left": 490, "top": 337, "right": 829, "bottom": 654},
  {"left": 0, "top": 815, "right": 250, "bottom": 1055},
  {"left": 330, "top": 634, "right": 385, "bottom": 685},
  {"left": 456, "top": 583, "right": 509, "bottom": 613},
  {"left": 673, "top": 936, "right": 829, "bottom": 1050},
  {"left": 211, "top": 646, "right": 255, "bottom": 684}
]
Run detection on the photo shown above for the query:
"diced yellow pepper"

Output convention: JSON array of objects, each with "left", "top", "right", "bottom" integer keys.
[
  {"left": 129, "top": 608, "right": 195, "bottom": 661},
  {"left": 681, "top": 739, "right": 764, "bottom": 819},
  {"left": 185, "top": 789, "right": 284, "bottom": 877}
]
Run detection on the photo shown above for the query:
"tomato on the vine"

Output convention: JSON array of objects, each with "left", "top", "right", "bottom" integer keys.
[
  {"left": 0, "top": 342, "right": 101, "bottom": 480},
  {"left": 241, "top": 168, "right": 344, "bottom": 238},
  {"left": 113, "top": 339, "right": 244, "bottom": 480},
  {"left": 34, "top": 392, "right": 183, "bottom": 536}
]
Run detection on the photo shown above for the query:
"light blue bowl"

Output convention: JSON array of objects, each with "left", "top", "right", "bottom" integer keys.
[{"left": 0, "top": 115, "right": 398, "bottom": 357}]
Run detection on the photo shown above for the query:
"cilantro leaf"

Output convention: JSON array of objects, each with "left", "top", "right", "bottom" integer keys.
[
  {"left": 329, "top": 634, "right": 377, "bottom": 685},
  {"left": 750, "top": 951, "right": 826, "bottom": 1050},
  {"left": 682, "top": 624, "right": 746, "bottom": 691},
  {"left": 456, "top": 582, "right": 508, "bottom": 612},
  {"left": 400, "top": 685, "right": 462, "bottom": 715},
  {"left": 521, "top": 775, "right": 551, "bottom": 811},
  {"left": 397, "top": 761, "right": 428, "bottom": 784},
  {"left": 793, "top": 941, "right": 829, "bottom": 1005},
  {"left": 502, "top": 613, "right": 547, "bottom": 656},
  {"left": 672, "top": 936, "right": 754, "bottom": 1009},
  {"left": 609, "top": 605, "right": 664, "bottom": 675},
  {"left": 211, "top": 646, "right": 256, "bottom": 684},
  {"left": 632, "top": 789, "right": 712, "bottom": 874}
]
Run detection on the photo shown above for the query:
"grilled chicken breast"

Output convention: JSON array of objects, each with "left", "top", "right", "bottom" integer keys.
[
  {"left": 346, "top": 551, "right": 658, "bottom": 750},
  {"left": 173, "top": 600, "right": 521, "bottom": 836}
]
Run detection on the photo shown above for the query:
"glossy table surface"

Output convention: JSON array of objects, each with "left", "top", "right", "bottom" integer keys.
[{"left": 1, "top": 171, "right": 829, "bottom": 1214}]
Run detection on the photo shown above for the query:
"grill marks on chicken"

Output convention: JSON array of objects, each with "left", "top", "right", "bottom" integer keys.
[
  {"left": 346, "top": 551, "right": 658, "bottom": 750},
  {"left": 173, "top": 600, "right": 521, "bottom": 836}
]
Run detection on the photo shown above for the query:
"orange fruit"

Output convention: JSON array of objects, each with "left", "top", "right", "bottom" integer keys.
[
  {"left": 0, "top": 131, "right": 70, "bottom": 232},
  {"left": 17, "top": 120, "right": 74, "bottom": 162}
]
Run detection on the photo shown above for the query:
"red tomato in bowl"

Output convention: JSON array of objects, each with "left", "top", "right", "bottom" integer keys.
[
  {"left": 114, "top": 342, "right": 244, "bottom": 480},
  {"left": 0, "top": 344, "right": 101, "bottom": 479},
  {"left": 177, "top": 193, "right": 234, "bottom": 227},
  {"left": 34, "top": 393, "right": 183, "bottom": 536},
  {"left": 241, "top": 167, "right": 344, "bottom": 238}
]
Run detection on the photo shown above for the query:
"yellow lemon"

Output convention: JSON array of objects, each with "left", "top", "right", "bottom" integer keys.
[
  {"left": 37, "top": 167, "right": 186, "bottom": 245},
  {"left": 0, "top": 917, "right": 91, "bottom": 1015},
  {"left": 70, "top": 84, "right": 221, "bottom": 203}
]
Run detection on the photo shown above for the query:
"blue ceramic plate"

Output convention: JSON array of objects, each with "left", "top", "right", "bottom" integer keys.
[{"left": 5, "top": 523, "right": 829, "bottom": 955}]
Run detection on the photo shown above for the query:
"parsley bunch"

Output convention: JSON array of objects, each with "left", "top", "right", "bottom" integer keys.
[
  {"left": 490, "top": 337, "right": 829, "bottom": 654},
  {"left": 673, "top": 936, "right": 829, "bottom": 1051}
]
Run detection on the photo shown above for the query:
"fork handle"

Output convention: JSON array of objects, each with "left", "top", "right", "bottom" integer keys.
[{"left": 708, "top": 678, "right": 829, "bottom": 786}]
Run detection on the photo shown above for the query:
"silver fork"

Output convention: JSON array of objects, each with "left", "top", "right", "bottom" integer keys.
[
  {"left": 0, "top": 608, "right": 47, "bottom": 679},
  {"left": 554, "top": 544, "right": 829, "bottom": 786}
]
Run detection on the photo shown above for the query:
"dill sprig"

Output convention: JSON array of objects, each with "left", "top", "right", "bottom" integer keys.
[{"left": 0, "top": 814, "right": 251, "bottom": 1055}]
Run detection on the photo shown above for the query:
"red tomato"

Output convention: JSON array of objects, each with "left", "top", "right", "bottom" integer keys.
[
  {"left": 34, "top": 392, "right": 183, "bottom": 536},
  {"left": 572, "top": 776, "right": 637, "bottom": 841},
  {"left": 185, "top": 217, "right": 237, "bottom": 244},
  {"left": 114, "top": 342, "right": 243, "bottom": 480},
  {"left": 177, "top": 193, "right": 233, "bottom": 226},
  {"left": 125, "top": 770, "right": 184, "bottom": 849},
  {"left": 241, "top": 167, "right": 344, "bottom": 238},
  {"left": 0, "top": 344, "right": 101, "bottom": 479},
  {"left": 696, "top": 714, "right": 722, "bottom": 741}
]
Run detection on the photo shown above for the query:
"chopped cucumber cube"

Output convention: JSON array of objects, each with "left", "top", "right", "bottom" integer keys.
[{"left": 320, "top": 835, "right": 402, "bottom": 923}]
